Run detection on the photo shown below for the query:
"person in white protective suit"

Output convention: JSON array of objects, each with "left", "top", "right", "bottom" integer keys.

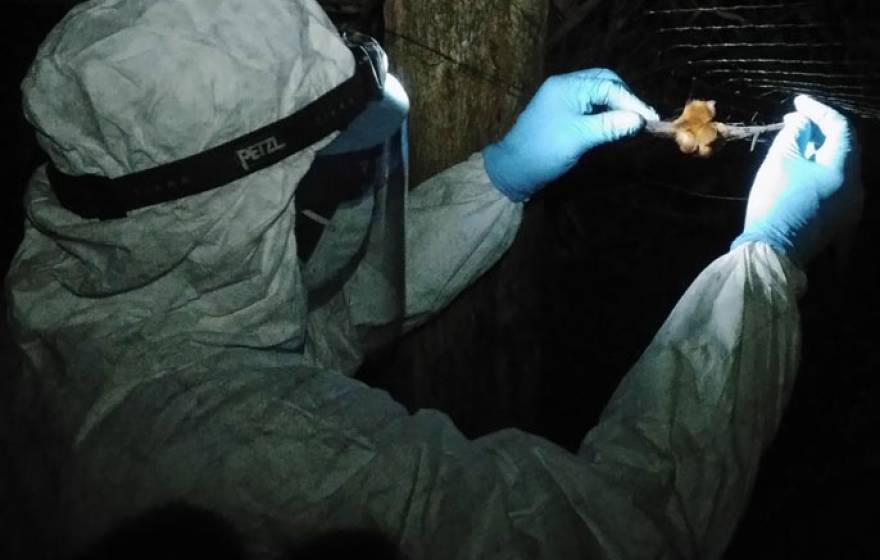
[{"left": 3, "top": 0, "right": 864, "bottom": 559}]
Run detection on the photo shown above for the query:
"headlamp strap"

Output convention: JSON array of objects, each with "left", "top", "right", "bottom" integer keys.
[{"left": 47, "top": 46, "right": 383, "bottom": 220}]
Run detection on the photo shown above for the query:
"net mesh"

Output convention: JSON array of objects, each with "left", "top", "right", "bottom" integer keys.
[{"left": 548, "top": 0, "right": 880, "bottom": 123}]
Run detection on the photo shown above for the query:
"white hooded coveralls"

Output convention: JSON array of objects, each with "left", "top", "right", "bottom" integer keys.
[{"left": 4, "top": 1, "right": 805, "bottom": 558}]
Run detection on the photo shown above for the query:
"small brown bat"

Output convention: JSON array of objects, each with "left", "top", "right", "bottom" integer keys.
[
  {"left": 644, "top": 103, "right": 784, "bottom": 156},
  {"left": 672, "top": 100, "right": 729, "bottom": 157}
]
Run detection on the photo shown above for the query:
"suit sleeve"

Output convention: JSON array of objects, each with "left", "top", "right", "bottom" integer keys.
[
  {"left": 67, "top": 241, "right": 803, "bottom": 559},
  {"left": 401, "top": 153, "right": 523, "bottom": 328}
]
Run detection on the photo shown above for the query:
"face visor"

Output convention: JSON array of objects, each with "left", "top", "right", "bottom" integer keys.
[{"left": 296, "top": 71, "right": 409, "bottom": 319}]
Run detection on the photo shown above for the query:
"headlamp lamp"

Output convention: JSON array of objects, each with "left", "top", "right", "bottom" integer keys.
[{"left": 46, "top": 33, "right": 388, "bottom": 220}]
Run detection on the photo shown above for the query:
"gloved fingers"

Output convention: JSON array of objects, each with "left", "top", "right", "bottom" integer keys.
[
  {"left": 767, "top": 112, "right": 812, "bottom": 160},
  {"left": 581, "top": 78, "right": 660, "bottom": 122},
  {"left": 564, "top": 67, "right": 625, "bottom": 83},
  {"left": 580, "top": 110, "right": 646, "bottom": 145},
  {"left": 793, "top": 94, "right": 852, "bottom": 169}
]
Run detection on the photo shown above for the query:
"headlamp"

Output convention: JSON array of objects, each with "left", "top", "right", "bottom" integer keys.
[{"left": 47, "top": 34, "right": 389, "bottom": 220}]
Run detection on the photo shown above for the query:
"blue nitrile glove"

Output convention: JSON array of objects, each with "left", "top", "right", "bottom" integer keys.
[
  {"left": 731, "top": 95, "right": 863, "bottom": 267},
  {"left": 482, "top": 68, "right": 659, "bottom": 202}
]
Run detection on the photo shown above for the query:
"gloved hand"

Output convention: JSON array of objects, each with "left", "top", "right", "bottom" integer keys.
[
  {"left": 483, "top": 68, "right": 659, "bottom": 202},
  {"left": 731, "top": 95, "right": 863, "bottom": 267}
]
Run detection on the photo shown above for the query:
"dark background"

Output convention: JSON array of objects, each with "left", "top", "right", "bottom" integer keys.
[{"left": 2, "top": 1, "right": 878, "bottom": 559}]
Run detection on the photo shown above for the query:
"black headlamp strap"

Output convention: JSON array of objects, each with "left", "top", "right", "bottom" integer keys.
[{"left": 47, "top": 42, "right": 383, "bottom": 220}]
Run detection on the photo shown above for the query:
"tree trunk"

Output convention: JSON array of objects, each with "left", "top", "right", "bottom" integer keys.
[
  {"left": 384, "top": 0, "right": 548, "bottom": 185},
  {"left": 359, "top": 0, "right": 550, "bottom": 438}
]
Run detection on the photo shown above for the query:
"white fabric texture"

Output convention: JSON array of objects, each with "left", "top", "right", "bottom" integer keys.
[{"left": 4, "top": 0, "right": 805, "bottom": 558}]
